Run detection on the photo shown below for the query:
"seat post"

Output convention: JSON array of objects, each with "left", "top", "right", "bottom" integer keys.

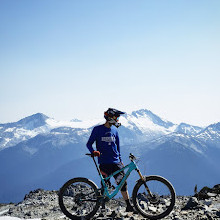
[
  {"left": 92, "top": 156, "right": 102, "bottom": 176},
  {"left": 86, "top": 153, "right": 102, "bottom": 177}
]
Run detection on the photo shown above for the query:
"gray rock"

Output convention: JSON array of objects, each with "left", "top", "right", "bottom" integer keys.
[
  {"left": 182, "top": 197, "right": 199, "bottom": 210},
  {"left": 1, "top": 189, "right": 220, "bottom": 220},
  {"left": 207, "top": 192, "right": 217, "bottom": 197},
  {"left": 203, "top": 199, "right": 212, "bottom": 206}
]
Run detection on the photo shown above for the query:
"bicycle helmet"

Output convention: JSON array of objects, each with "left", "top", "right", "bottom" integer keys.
[{"left": 104, "top": 108, "right": 125, "bottom": 127}]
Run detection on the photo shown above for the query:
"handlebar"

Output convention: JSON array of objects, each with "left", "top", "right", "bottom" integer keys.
[
  {"left": 129, "top": 153, "right": 136, "bottom": 161},
  {"left": 86, "top": 153, "right": 137, "bottom": 161}
]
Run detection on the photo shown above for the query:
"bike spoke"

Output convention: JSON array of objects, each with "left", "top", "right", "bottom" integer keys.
[
  {"left": 60, "top": 180, "right": 99, "bottom": 219},
  {"left": 133, "top": 176, "right": 175, "bottom": 219},
  {"left": 137, "top": 181, "right": 172, "bottom": 215}
]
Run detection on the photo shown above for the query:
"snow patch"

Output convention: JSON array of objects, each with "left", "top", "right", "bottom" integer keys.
[
  {"left": 190, "top": 144, "right": 203, "bottom": 154},
  {"left": 0, "top": 209, "right": 9, "bottom": 215},
  {"left": 23, "top": 146, "right": 38, "bottom": 155},
  {"left": 4, "top": 128, "right": 16, "bottom": 132}
]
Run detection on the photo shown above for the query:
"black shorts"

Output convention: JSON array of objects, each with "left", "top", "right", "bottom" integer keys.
[{"left": 99, "top": 162, "right": 127, "bottom": 191}]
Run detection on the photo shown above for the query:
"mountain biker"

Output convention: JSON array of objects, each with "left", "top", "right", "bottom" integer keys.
[{"left": 86, "top": 108, "right": 136, "bottom": 212}]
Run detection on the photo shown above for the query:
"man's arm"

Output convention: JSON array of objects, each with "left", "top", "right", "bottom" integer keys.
[{"left": 86, "top": 127, "right": 97, "bottom": 153}]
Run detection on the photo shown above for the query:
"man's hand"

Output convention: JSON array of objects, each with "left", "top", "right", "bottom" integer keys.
[{"left": 92, "top": 151, "right": 101, "bottom": 157}]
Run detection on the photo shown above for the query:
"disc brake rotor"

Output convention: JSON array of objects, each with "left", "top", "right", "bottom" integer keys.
[
  {"left": 148, "top": 194, "right": 160, "bottom": 204},
  {"left": 74, "top": 193, "right": 84, "bottom": 206}
]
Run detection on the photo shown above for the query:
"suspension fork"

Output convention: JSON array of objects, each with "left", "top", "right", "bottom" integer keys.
[{"left": 136, "top": 168, "right": 153, "bottom": 197}]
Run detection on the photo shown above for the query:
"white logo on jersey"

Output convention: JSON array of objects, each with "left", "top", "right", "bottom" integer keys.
[{"left": 101, "top": 136, "right": 116, "bottom": 142}]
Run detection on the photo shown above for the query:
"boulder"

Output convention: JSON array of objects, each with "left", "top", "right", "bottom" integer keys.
[
  {"left": 194, "top": 184, "right": 220, "bottom": 200},
  {"left": 182, "top": 197, "right": 199, "bottom": 210}
]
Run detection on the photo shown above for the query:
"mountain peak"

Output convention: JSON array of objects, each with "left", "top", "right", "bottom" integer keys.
[
  {"left": 71, "top": 118, "right": 82, "bottom": 122},
  {"left": 16, "top": 113, "right": 49, "bottom": 129},
  {"left": 131, "top": 109, "right": 174, "bottom": 129},
  {"left": 175, "top": 123, "right": 202, "bottom": 135},
  {"left": 18, "top": 112, "right": 49, "bottom": 121},
  {"left": 131, "top": 109, "right": 152, "bottom": 117},
  {"left": 207, "top": 122, "right": 220, "bottom": 131}
]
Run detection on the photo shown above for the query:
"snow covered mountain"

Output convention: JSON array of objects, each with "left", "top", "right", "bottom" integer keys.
[
  {"left": 174, "top": 123, "right": 202, "bottom": 135},
  {"left": 196, "top": 122, "right": 220, "bottom": 147},
  {"left": 0, "top": 109, "right": 219, "bottom": 203},
  {"left": 119, "top": 109, "right": 177, "bottom": 144},
  {"left": 0, "top": 113, "right": 100, "bottom": 151},
  {"left": 0, "top": 109, "right": 182, "bottom": 151},
  {"left": 0, "top": 113, "right": 50, "bottom": 150}
]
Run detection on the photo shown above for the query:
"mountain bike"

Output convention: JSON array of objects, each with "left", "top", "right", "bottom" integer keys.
[{"left": 58, "top": 153, "right": 176, "bottom": 219}]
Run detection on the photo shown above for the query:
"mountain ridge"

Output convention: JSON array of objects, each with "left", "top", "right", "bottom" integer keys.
[{"left": 0, "top": 109, "right": 219, "bottom": 203}]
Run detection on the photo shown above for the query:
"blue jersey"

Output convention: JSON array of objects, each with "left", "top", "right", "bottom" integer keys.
[{"left": 86, "top": 124, "right": 122, "bottom": 164}]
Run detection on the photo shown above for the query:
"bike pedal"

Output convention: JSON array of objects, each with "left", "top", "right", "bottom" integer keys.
[{"left": 101, "top": 205, "right": 106, "bottom": 213}]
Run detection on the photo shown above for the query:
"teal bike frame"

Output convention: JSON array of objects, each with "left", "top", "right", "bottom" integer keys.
[
  {"left": 87, "top": 153, "right": 152, "bottom": 201},
  {"left": 100, "top": 161, "right": 137, "bottom": 199}
]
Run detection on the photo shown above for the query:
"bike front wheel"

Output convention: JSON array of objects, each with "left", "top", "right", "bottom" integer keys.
[
  {"left": 132, "top": 175, "right": 176, "bottom": 219},
  {"left": 58, "top": 177, "right": 100, "bottom": 220}
]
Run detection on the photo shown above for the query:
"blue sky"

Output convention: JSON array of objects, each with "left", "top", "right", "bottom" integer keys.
[{"left": 0, "top": 0, "right": 220, "bottom": 126}]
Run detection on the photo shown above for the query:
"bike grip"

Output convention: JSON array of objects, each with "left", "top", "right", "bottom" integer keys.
[{"left": 93, "top": 151, "right": 101, "bottom": 157}]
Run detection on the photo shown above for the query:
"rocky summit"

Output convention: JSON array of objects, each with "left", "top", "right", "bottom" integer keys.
[{"left": 0, "top": 185, "right": 219, "bottom": 220}]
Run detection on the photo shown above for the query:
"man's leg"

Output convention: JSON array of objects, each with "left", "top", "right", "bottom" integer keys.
[
  {"left": 113, "top": 163, "right": 136, "bottom": 212},
  {"left": 121, "top": 190, "right": 129, "bottom": 200},
  {"left": 121, "top": 189, "right": 135, "bottom": 212}
]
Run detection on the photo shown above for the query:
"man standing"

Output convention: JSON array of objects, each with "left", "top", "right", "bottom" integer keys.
[{"left": 86, "top": 108, "right": 135, "bottom": 212}]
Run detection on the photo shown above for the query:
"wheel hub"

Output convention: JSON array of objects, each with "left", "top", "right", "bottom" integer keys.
[
  {"left": 74, "top": 193, "right": 84, "bottom": 206},
  {"left": 148, "top": 194, "right": 160, "bottom": 204}
]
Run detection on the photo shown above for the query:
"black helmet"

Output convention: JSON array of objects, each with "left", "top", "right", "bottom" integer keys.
[{"left": 104, "top": 108, "right": 125, "bottom": 127}]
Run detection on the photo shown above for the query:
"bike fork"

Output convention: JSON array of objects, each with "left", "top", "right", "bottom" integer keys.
[{"left": 136, "top": 169, "right": 153, "bottom": 197}]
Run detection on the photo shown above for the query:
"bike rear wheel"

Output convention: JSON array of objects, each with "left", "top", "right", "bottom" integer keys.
[
  {"left": 132, "top": 175, "right": 176, "bottom": 219},
  {"left": 59, "top": 177, "right": 100, "bottom": 220}
]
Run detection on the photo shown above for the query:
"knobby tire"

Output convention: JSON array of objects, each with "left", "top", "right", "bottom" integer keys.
[
  {"left": 132, "top": 175, "right": 176, "bottom": 219},
  {"left": 58, "top": 177, "right": 100, "bottom": 220}
]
